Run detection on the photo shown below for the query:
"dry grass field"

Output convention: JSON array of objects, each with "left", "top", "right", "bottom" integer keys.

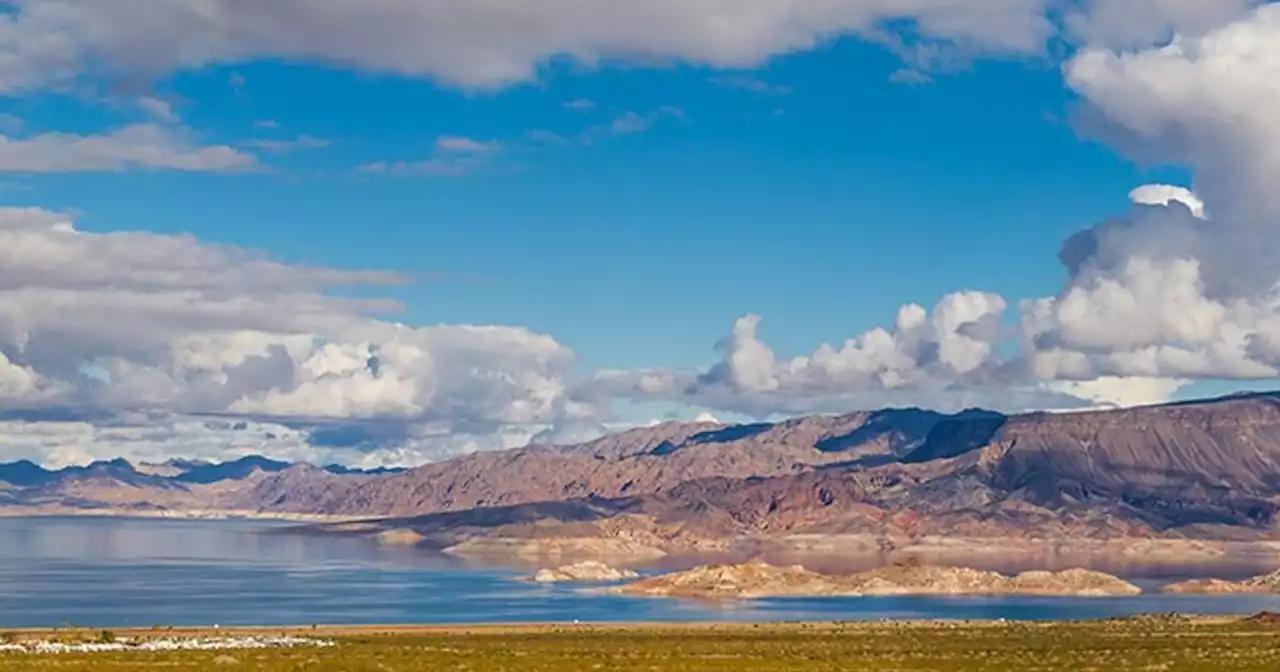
[{"left": 3, "top": 616, "right": 1280, "bottom": 671}]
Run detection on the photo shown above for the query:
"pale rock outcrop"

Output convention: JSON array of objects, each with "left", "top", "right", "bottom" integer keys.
[
  {"left": 1163, "top": 569, "right": 1280, "bottom": 594},
  {"left": 615, "top": 560, "right": 1142, "bottom": 599},
  {"left": 527, "top": 561, "right": 639, "bottom": 583}
]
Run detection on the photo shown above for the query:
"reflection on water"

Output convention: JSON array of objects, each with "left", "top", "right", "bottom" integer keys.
[{"left": 1, "top": 517, "right": 1278, "bottom": 629}]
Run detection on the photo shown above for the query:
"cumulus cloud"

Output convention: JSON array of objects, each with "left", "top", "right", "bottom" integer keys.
[
  {"left": 0, "top": 207, "right": 601, "bottom": 466},
  {"left": 1025, "top": 4, "right": 1280, "bottom": 384},
  {"left": 0, "top": 414, "right": 550, "bottom": 469},
  {"left": 589, "top": 292, "right": 1094, "bottom": 416},
  {"left": 1045, "top": 376, "right": 1189, "bottom": 410},
  {"left": 0, "top": 0, "right": 1054, "bottom": 92},
  {"left": 10, "top": 1, "right": 1280, "bottom": 465},
  {"left": 0, "top": 124, "right": 257, "bottom": 173},
  {"left": 1065, "top": 0, "right": 1261, "bottom": 49}
]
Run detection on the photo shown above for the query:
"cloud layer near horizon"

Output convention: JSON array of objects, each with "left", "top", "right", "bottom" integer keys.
[{"left": 1, "top": 1, "right": 1279, "bottom": 467}]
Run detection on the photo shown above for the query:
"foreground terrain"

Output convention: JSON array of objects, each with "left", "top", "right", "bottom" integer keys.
[{"left": 3, "top": 618, "right": 1280, "bottom": 671}]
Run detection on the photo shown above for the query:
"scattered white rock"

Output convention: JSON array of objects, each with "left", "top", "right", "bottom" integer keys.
[{"left": 0, "top": 635, "right": 333, "bottom": 655}]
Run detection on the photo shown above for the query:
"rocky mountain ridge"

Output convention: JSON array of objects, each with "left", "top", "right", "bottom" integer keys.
[{"left": 7, "top": 392, "right": 1280, "bottom": 561}]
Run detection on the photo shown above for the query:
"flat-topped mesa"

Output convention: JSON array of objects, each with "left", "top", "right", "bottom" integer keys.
[
  {"left": 1163, "top": 569, "right": 1280, "bottom": 594},
  {"left": 526, "top": 561, "right": 640, "bottom": 583},
  {"left": 614, "top": 560, "right": 1141, "bottom": 599}
]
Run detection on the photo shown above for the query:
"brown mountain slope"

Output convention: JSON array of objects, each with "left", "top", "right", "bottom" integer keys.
[
  {"left": 232, "top": 408, "right": 972, "bottom": 517},
  {"left": 321, "top": 393, "right": 1280, "bottom": 554}
]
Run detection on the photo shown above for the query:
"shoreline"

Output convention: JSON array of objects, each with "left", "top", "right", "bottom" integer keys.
[
  {"left": 1, "top": 614, "right": 1257, "bottom": 638},
  {"left": 0, "top": 508, "right": 364, "bottom": 523}
]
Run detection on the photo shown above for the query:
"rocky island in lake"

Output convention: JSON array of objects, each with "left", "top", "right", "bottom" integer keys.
[
  {"left": 614, "top": 559, "right": 1142, "bottom": 599},
  {"left": 526, "top": 561, "right": 640, "bottom": 583},
  {"left": 1163, "top": 569, "right": 1280, "bottom": 594}
]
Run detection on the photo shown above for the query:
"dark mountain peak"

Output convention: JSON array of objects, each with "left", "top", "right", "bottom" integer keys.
[
  {"left": 322, "top": 464, "right": 408, "bottom": 476},
  {"left": 165, "top": 457, "right": 212, "bottom": 470},
  {"left": 0, "top": 459, "right": 56, "bottom": 487},
  {"left": 174, "top": 454, "right": 291, "bottom": 484},
  {"left": 88, "top": 457, "right": 136, "bottom": 470}
]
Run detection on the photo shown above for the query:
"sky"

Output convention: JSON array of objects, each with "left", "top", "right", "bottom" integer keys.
[{"left": 1, "top": 0, "right": 1279, "bottom": 468}]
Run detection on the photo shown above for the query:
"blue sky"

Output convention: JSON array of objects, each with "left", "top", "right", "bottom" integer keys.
[
  {"left": 0, "top": 1, "right": 1276, "bottom": 466},
  {"left": 4, "top": 41, "right": 1178, "bottom": 370}
]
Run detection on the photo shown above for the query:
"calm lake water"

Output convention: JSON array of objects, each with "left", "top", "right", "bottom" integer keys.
[{"left": 1, "top": 516, "right": 1278, "bottom": 629}]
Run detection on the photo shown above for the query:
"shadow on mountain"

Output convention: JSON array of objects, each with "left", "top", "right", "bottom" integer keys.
[
  {"left": 901, "top": 412, "right": 1007, "bottom": 463},
  {"left": 815, "top": 408, "right": 1005, "bottom": 463},
  {"left": 687, "top": 423, "right": 774, "bottom": 446}
]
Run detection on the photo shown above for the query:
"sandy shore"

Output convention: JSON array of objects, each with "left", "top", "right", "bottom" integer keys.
[{"left": 6, "top": 614, "right": 1259, "bottom": 640}]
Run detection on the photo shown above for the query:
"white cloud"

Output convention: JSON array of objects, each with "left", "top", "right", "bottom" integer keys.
[
  {"left": 0, "top": 124, "right": 257, "bottom": 173},
  {"left": 435, "top": 136, "right": 501, "bottom": 154},
  {"left": 358, "top": 156, "right": 489, "bottom": 177},
  {"left": 888, "top": 68, "right": 933, "bottom": 85},
  {"left": 1067, "top": 5, "right": 1280, "bottom": 218},
  {"left": 1020, "top": 4, "right": 1280, "bottom": 384},
  {"left": 1045, "top": 376, "right": 1189, "bottom": 409},
  {"left": 1129, "top": 183, "right": 1206, "bottom": 219},
  {"left": 136, "top": 96, "right": 178, "bottom": 123},
  {"left": 588, "top": 291, "right": 1086, "bottom": 417},
  {"left": 1065, "top": 0, "right": 1260, "bottom": 49},
  {"left": 9, "top": 0, "right": 1280, "bottom": 465},
  {"left": 0, "top": 415, "right": 546, "bottom": 469},
  {"left": 710, "top": 76, "right": 791, "bottom": 95},
  {"left": 0, "top": 207, "right": 598, "bottom": 468},
  {"left": 525, "top": 129, "right": 571, "bottom": 146},
  {"left": 0, "top": 350, "right": 52, "bottom": 402},
  {"left": 358, "top": 136, "right": 502, "bottom": 176},
  {"left": 1028, "top": 257, "right": 1229, "bottom": 352},
  {"left": 579, "top": 108, "right": 685, "bottom": 144},
  {"left": 0, "top": 0, "right": 1054, "bottom": 92},
  {"left": 608, "top": 112, "right": 655, "bottom": 135},
  {"left": 242, "top": 135, "right": 332, "bottom": 152}
]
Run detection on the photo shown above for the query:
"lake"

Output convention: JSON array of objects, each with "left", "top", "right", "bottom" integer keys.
[{"left": 1, "top": 516, "right": 1278, "bottom": 629}]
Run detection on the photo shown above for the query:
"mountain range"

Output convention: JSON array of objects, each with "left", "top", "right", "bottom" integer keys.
[{"left": 6, "top": 391, "right": 1280, "bottom": 560}]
